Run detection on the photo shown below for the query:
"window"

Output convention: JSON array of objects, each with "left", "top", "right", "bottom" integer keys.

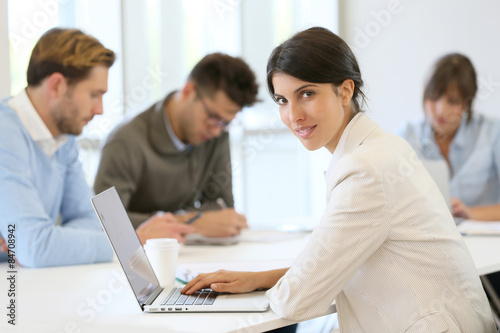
[
  {"left": 8, "top": 0, "right": 59, "bottom": 95},
  {"left": 4, "top": 0, "right": 339, "bottom": 229}
]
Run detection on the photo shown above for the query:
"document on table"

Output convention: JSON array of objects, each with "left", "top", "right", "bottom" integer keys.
[
  {"left": 457, "top": 220, "right": 500, "bottom": 235},
  {"left": 179, "top": 259, "right": 294, "bottom": 277},
  {"left": 239, "top": 229, "right": 309, "bottom": 242}
]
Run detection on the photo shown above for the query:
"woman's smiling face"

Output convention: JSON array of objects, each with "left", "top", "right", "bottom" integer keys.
[{"left": 272, "top": 73, "right": 353, "bottom": 153}]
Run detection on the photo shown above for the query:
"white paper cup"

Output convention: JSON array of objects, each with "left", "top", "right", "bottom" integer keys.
[{"left": 143, "top": 238, "right": 179, "bottom": 287}]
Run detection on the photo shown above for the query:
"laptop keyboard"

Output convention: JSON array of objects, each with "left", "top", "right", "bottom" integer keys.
[{"left": 161, "top": 288, "right": 219, "bottom": 306}]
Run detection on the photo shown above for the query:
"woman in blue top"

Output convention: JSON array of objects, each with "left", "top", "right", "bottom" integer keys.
[{"left": 399, "top": 53, "right": 500, "bottom": 221}]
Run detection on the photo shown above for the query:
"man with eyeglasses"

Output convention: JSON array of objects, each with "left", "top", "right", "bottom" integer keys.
[{"left": 94, "top": 53, "right": 259, "bottom": 239}]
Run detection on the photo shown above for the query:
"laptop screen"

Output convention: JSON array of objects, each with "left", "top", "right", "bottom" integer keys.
[
  {"left": 91, "top": 187, "right": 160, "bottom": 305},
  {"left": 421, "top": 159, "right": 451, "bottom": 209}
]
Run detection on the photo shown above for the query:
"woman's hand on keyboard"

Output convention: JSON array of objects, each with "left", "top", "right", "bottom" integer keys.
[{"left": 181, "top": 268, "right": 289, "bottom": 295}]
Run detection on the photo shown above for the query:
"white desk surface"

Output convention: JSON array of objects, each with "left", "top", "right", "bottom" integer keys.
[
  {"left": 0, "top": 231, "right": 498, "bottom": 333},
  {"left": 462, "top": 235, "right": 500, "bottom": 276},
  {"left": 0, "top": 231, "right": 310, "bottom": 333}
]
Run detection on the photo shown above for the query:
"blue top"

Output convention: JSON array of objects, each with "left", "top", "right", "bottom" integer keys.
[
  {"left": 0, "top": 100, "right": 113, "bottom": 267},
  {"left": 397, "top": 113, "right": 500, "bottom": 206}
]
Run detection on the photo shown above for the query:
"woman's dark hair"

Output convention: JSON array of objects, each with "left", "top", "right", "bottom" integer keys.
[
  {"left": 267, "top": 26, "right": 366, "bottom": 113},
  {"left": 423, "top": 53, "right": 477, "bottom": 123}
]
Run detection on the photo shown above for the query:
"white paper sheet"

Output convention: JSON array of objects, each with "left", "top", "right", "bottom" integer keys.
[{"left": 457, "top": 220, "right": 500, "bottom": 235}]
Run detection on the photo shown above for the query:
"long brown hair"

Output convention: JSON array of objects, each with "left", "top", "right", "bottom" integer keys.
[{"left": 423, "top": 53, "right": 477, "bottom": 123}]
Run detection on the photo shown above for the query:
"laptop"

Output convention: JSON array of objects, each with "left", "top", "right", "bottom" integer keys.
[
  {"left": 91, "top": 187, "right": 269, "bottom": 313},
  {"left": 421, "top": 159, "right": 451, "bottom": 209},
  {"left": 421, "top": 159, "right": 464, "bottom": 224}
]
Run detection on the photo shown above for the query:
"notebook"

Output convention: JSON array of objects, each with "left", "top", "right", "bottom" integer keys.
[
  {"left": 91, "top": 187, "right": 269, "bottom": 313},
  {"left": 456, "top": 220, "right": 500, "bottom": 236},
  {"left": 185, "top": 233, "right": 240, "bottom": 245}
]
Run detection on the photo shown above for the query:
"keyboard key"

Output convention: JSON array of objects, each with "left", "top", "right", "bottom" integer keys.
[
  {"left": 165, "top": 289, "right": 181, "bottom": 305},
  {"left": 204, "top": 291, "right": 218, "bottom": 305},
  {"left": 184, "top": 290, "right": 201, "bottom": 305},
  {"left": 194, "top": 291, "right": 210, "bottom": 305},
  {"left": 161, "top": 288, "right": 178, "bottom": 305},
  {"left": 176, "top": 294, "right": 189, "bottom": 305}
]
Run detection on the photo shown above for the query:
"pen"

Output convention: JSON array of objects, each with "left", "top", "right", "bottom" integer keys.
[
  {"left": 216, "top": 197, "right": 227, "bottom": 209},
  {"left": 176, "top": 277, "right": 188, "bottom": 284},
  {"left": 176, "top": 266, "right": 198, "bottom": 284}
]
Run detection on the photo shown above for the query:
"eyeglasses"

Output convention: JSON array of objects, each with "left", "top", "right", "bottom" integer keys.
[{"left": 196, "top": 89, "right": 231, "bottom": 129}]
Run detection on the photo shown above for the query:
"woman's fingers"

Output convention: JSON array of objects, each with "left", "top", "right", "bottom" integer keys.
[
  {"left": 180, "top": 270, "right": 255, "bottom": 295},
  {"left": 181, "top": 271, "right": 224, "bottom": 294}
]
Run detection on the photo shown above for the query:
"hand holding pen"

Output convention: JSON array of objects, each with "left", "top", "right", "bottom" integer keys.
[
  {"left": 216, "top": 197, "right": 228, "bottom": 209},
  {"left": 186, "top": 198, "right": 247, "bottom": 237}
]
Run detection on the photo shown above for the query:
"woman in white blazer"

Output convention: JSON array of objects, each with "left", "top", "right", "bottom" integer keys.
[{"left": 182, "top": 27, "right": 497, "bottom": 332}]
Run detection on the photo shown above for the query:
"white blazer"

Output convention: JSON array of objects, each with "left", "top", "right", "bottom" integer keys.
[{"left": 266, "top": 114, "right": 496, "bottom": 333}]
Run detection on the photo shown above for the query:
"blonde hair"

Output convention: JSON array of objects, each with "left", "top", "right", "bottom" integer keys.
[{"left": 27, "top": 28, "right": 115, "bottom": 86}]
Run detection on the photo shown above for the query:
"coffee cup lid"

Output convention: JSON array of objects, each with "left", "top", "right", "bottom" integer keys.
[{"left": 144, "top": 238, "right": 179, "bottom": 248}]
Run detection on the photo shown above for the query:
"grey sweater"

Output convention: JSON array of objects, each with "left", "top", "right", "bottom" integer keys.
[{"left": 94, "top": 95, "right": 234, "bottom": 228}]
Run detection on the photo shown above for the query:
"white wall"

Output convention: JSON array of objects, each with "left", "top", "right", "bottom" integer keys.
[
  {"left": 5, "top": 0, "right": 498, "bottom": 227},
  {"left": 339, "top": 0, "right": 500, "bottom": 131},
  {"left": 0, "top": 0, "right": 10, "bottom": 97}
]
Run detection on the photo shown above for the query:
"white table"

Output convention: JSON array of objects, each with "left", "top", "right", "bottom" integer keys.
[
  {"left": 0, "top": 231, "right": 498, "bottom": 333},
  {"left": 463, "top": 235, "right": 500, "bottom": 276},
  {"left": 0, "top": 231, "right": 311, "bottom": 333}
]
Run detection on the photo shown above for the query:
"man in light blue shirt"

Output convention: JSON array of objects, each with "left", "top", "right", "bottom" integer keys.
[
  {"left": 0, "top": 28, "right": 118, "bottom": 267},
  {"left": 0, "top": 28, "right": 193, "bottom": 268},
  {"left": 0, "top": 29, "right": 120, "bottom": 267}
]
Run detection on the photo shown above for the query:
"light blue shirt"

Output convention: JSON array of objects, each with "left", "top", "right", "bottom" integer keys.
[
  {"left": 163, "top": 105, "right": 191, "bottom": 152},
  {"left": 397, "top": 113, "right": 500, "bottom": 207},
  {"left": 0, "top": 97, "right": 113, "bottom": 267}
]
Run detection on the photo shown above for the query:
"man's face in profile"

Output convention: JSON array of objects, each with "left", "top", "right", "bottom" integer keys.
[{"left": 51, "top": 65, "right": 109, "bottom": 136}]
